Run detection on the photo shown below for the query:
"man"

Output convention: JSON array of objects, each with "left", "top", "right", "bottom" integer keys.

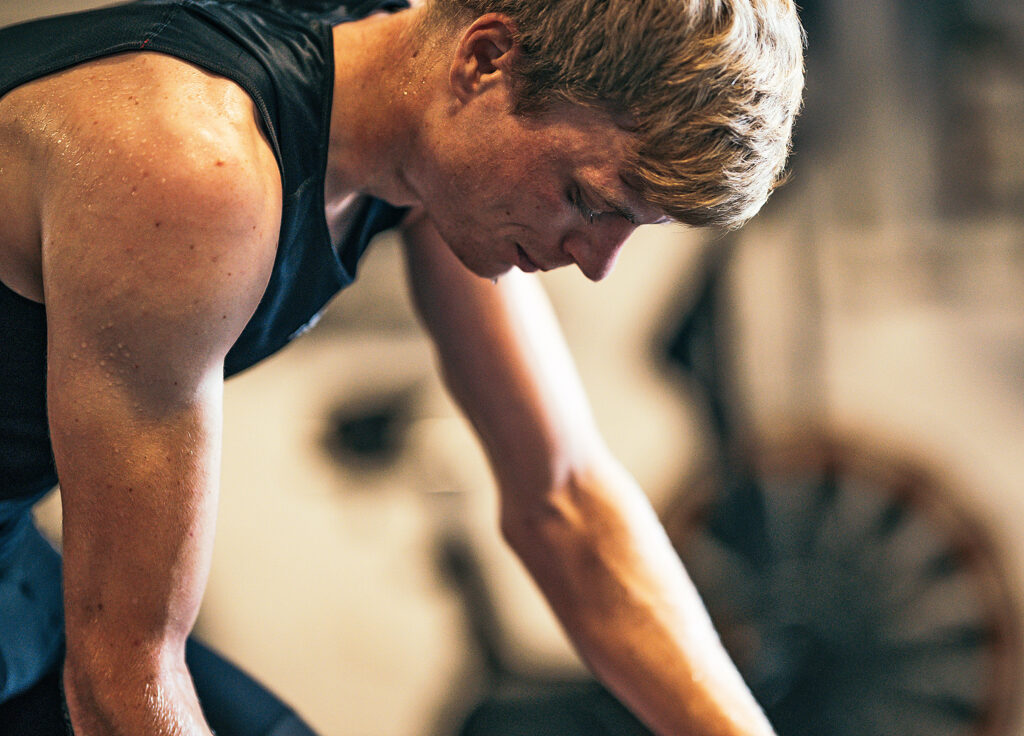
[{"left": 0, "top": 0, "right": 804, "bottom": 733}]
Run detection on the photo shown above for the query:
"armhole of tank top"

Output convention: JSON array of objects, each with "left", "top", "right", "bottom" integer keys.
[{"left": 147, "top": 3, "right": 286, "bottom": 169}]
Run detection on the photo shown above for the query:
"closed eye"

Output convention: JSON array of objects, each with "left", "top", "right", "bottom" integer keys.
[
  {"left": 569, "top": 184, "right": 637, "bottom": 225},
  {"left": 568, "top": 186, "right": 604, "bottom": 224}
]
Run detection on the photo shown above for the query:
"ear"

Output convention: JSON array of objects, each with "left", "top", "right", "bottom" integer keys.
[{"left": 449, "top": 14, "right": 518, "bottom": 103}]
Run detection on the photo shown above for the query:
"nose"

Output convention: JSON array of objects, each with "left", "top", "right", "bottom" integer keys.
[{"left": 562, "top": 220, "right": 635, "bottom": 282}]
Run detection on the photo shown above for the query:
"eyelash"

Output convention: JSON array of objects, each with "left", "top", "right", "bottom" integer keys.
[{"left": 569, "top": 189, "right": 602, "bottom": 224}]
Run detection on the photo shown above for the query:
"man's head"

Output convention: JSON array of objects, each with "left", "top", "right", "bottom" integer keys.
[{"left": 421, "top": 0, "right": 805, "bottom": 230}]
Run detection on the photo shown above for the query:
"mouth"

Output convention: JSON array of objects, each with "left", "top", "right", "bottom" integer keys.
[{"left": 515, "top": 244, "right": 541, "bottom": 273}]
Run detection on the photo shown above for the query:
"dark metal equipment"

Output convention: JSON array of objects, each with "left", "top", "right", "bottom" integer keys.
[{"left": 660, "top": 242, "right": 1023, "bottom": 736}]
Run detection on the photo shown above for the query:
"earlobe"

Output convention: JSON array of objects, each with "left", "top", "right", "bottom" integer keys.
[{"left": 449, "top": 14, "right": 517, "bottom": 103}]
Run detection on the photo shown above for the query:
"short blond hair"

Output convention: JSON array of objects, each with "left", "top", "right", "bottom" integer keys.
[{"left": 425, "top": 0, "right": 805, "bottom": 228}]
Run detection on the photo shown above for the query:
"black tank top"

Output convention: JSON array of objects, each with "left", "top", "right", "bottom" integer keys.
[{"left": 0, "top": 0, "right": 409, "bottom": 502}]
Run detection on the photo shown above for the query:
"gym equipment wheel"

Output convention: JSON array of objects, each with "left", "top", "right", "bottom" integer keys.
[{"left": 662, "top": 433, "right": 1023, "bottom": 736}]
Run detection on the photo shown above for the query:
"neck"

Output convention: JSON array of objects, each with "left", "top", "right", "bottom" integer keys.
[{"left": 324, "top": 7, "right": 432, "bottom": 210}]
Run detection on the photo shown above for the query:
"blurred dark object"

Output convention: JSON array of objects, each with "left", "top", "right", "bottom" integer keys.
[
  {"left": 321, "top": 389, "right": 416, "bottom": 471},
  {"left": 919, "top": 0, "right": 1024, "bottom": 218},
  {"left": 787, "top": 0, "right": 1024, "bottom": 221},
  {"left": 659, "top": 241, "right": 1024, "bottom": 736},
  {"left": 458, "top": 683, "right": 648, "bottom": 736},
  {"left": 664, "top": 434, "right": 1023, "bottom": 736}
]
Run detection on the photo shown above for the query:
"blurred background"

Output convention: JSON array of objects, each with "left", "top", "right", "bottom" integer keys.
[{"left": 6, "top": 0, "right": 1023, "bottom": 733}]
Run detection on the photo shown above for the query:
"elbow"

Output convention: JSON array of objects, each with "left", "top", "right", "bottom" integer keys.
[
  {"left": 63, "top": 612, "right": 189, "bottom": 699},
  {"left": 497, "top": 452, "right": 650, "bottom": 571},
  {"left": 499, "top": 499, "right": 554, "bottom": 557},
  {"left": 63, "top": 626, "right": 194, "bottom": 734},
  {"left": 499, "top": 499, "right": 575, "bottom": 585},
  {"left": 496, "top": 443, "right": 629, "bottom": 571},
  {"left": 498, "top": 469, "right": 592, "bottom": 561}
]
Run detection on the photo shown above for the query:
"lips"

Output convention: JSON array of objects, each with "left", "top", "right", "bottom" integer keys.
[{"left": 515, "top": 244, "right": 540, "bottom": 273}]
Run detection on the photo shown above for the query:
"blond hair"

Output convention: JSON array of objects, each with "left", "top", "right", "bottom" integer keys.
[{"left": 424, "top": 0, "right": 805, "bottom": 228}]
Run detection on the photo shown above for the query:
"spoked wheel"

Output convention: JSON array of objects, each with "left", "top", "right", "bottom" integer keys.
[{"left": 662, "top": 433, "right": 1023, "bottom": 736}]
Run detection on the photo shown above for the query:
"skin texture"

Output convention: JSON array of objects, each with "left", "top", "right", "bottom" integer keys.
[{"left": 0, "top": 4, "right": 773, "bottom": 735}]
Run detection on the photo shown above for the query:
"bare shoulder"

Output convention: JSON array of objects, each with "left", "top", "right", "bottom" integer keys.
[
  {"left": 0, "top": 52, "right": 282, "bottom": 302},
  {"left": 37, "top": 52, "right": 281, "bottom": 238},
  {"left": 22, "top": 53, "right": 284, "bottom": 387}
]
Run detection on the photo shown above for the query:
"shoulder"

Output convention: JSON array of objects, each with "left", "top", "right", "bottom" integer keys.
[
  {"left": 38, "top": 52, "right": 279, "bottom": 222},
  {"left": 34, "top": 54, "right": 283, "bottom": 370},
  {"left": 35, "top": 52, "right": 282, "bottom": 288}
]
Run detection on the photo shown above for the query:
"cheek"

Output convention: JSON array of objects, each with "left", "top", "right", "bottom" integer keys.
[
  {"left": 504, "top": 170, "right": 564, "bottom": 219},
  {"left": 435, "top": 146, "right": 562, "bottom": 229},
  {"left": 524, "top": 186, "right": 567, "bottom": 228}
]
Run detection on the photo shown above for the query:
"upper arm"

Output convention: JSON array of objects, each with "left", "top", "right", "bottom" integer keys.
[{"left": 41, "top": 96, "right": 281, "bottom": 670}]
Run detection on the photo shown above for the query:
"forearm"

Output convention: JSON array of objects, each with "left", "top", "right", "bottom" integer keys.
[
  {"left": 51, "top": 374, "right": 221, "bottom": 736},
  {"left": 502, "top": 455, "right": 774, "bottom": 736}
]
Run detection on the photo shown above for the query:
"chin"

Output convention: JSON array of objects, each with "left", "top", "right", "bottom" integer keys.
[
  {"left": 468, "top": 261, "right": 512, "bottom": 282},
  {"left": 445, "top": 239, "right": 508, "bottom": 281}
]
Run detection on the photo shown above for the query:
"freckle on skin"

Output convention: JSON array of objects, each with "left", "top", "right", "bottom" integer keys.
[
  {"left": 215, "top": 160, "right": 225, "bottom": 167},
  {"left": 154, "top": 221, "right": 161, "bottom": 228}
]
